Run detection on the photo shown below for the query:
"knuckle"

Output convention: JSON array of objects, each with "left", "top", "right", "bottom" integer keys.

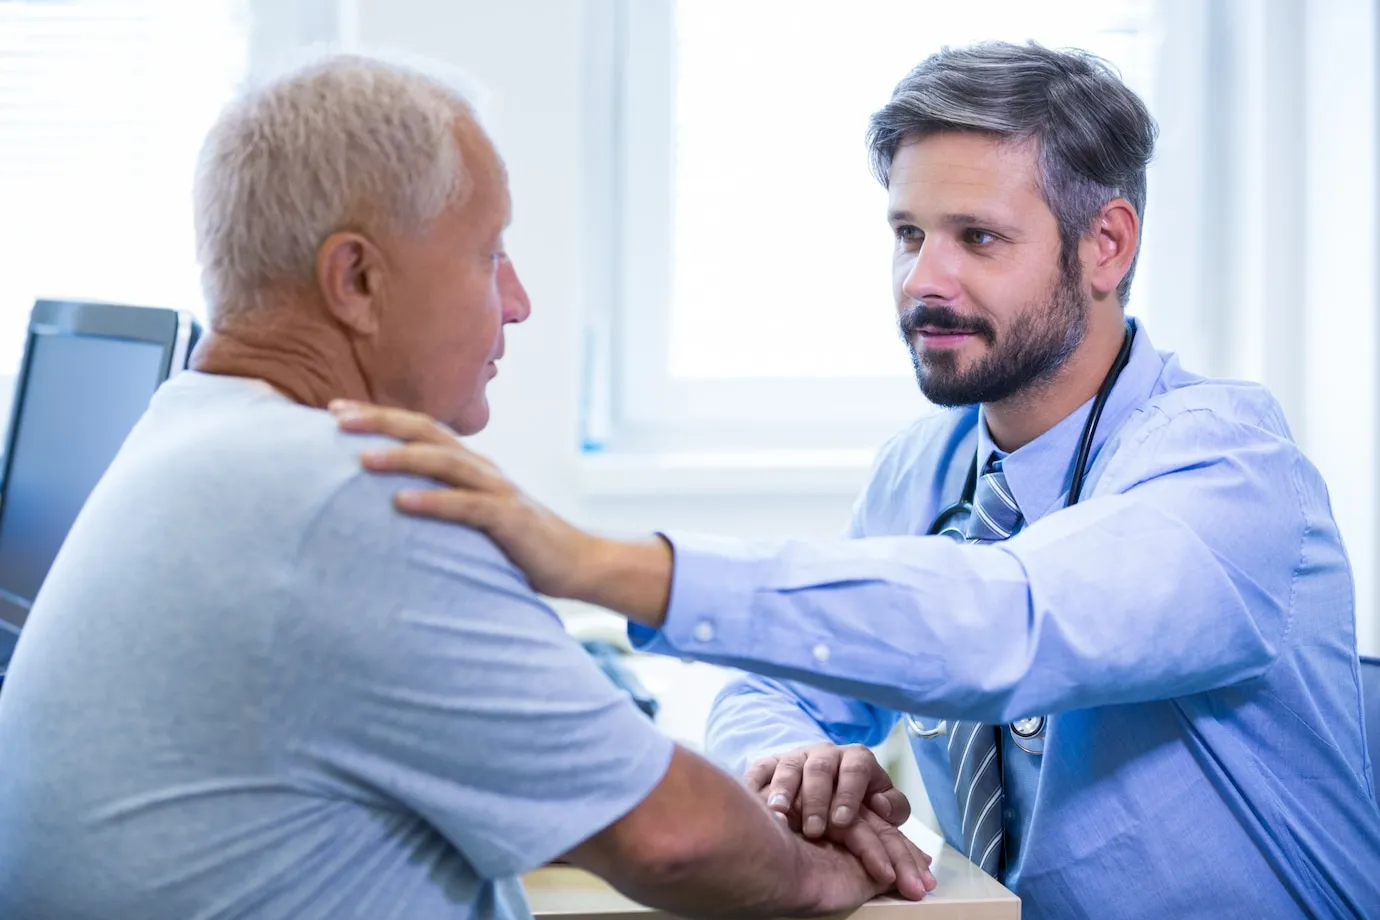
[
  {"left": 838, "top": 758, "right": 872, "bottom": 776},
  {"left": 433, "top": 493, "right": 466, "bottom": 516},
  {"left": 773, "top": 775, "right": 801, "bottom": 792},
  {"left": 392, "top": 408, "right": 426, "bottom": 431},
  {"left": 773, "top": 761, "right": 803, "bottom": 781}
]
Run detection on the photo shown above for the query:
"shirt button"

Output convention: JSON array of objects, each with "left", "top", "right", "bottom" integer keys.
[
  {"left": 692, "top": 621, "right": 715, "bottom": 643},
  {"left": 812, "top": 643, "right": 831, "bottom": 663}
]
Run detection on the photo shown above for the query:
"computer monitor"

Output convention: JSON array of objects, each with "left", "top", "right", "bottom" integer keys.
[{"left": 0, "top": 300, "right": 199, "bottom": 655}]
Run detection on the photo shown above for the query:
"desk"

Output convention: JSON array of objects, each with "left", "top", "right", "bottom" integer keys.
[{"left": 524, "top": 822, "right": 1019, "bottom": 920}]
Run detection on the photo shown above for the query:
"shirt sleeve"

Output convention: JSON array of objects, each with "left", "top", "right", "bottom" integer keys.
[
  {"left": 640, "top": 407, "right": 1328, "bottom": 724},
  {"left": 282, "top": 474, "right": 675, "bottom": 880},
  {"left": 706, "top": 674, "right": 899, "bottom": 775}
]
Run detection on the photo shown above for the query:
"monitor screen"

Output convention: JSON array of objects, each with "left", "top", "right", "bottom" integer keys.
[{"left": 0, "top": 333, "right": 168, "bottom": 632}]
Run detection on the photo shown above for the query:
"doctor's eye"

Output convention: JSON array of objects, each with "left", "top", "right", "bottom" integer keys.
[{"left": 895, "top": 225, "right": 924, "bottom": 245}]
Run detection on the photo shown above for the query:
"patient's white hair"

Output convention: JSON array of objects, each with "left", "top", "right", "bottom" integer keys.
[{"left": 193, "top": 54, "right": 477, "bottom": 323}]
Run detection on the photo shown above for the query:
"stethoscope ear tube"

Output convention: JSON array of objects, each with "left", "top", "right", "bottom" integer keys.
[{"left": 1067, "top": 321, "right": 1137, "bottom": 507}]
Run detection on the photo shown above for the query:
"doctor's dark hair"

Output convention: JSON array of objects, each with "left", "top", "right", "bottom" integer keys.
[{"left": 866, "top": 42, "right": 1158, "bottom": 306}]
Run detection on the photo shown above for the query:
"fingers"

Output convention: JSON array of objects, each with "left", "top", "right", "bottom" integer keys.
[
  {"left": 392, "top": 488, "right": 500, "bottom": 530},
  {"left": 829, "top": 745, "right": 881, "bottom": 828},
  {"left": 869, "top": 788, "right": 912, "bottom": 827},
  {"left": 361, "top": 444, "right": 505, "bottom": 495},
  {"left": 863, "top": 811, "right": 936, "bottom": 899},
  {"left": 764, "top": 751, "right": 807, "bottom": 817},
  {"left": 799, "top": 748, "right": 842, "bottom": 838},
  {"left": 330, "top": 401, "right": 458, "bottom": 446},
  {"left": 743, "top": 757, "right": 780, "bottom": 795},
  {"left": 830, "top": 809, "right": 937, "bottom": 899},
  {"left": 835, "top": 819, "right": 896, "bottom": 890}
]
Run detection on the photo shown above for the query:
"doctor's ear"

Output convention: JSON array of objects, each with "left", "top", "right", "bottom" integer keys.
[
  {"left": 1083, "top": 200, "right": 1139, "bottom": 301},
  {"left": 317, "top": 232, "right": 385, "bottom": 336}
]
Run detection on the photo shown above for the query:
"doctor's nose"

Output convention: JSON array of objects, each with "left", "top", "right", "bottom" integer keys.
[{"left": 899, "top": 242, "right": 960, "bottom": 305}]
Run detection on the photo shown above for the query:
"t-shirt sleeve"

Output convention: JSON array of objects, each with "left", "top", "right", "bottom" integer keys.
[{"left": 281, "top": 473, "right": 674, "bottom": 880}]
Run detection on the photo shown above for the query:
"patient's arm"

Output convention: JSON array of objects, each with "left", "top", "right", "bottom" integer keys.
[{"left": 564, "top": 745, "right": 933, "bottom": 920}]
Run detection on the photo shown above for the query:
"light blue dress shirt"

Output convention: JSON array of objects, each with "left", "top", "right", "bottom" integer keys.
[{"left": 633, "top": 322, "right": 1380, "bottom": 919}]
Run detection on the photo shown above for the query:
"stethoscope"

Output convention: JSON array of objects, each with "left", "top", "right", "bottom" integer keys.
[{"left": 904, "top": 319, "right": 1137, "bottom": 757}]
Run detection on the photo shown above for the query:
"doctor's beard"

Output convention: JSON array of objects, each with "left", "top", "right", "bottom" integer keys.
[{"left": 899, "top": 264, "right": 1089, "bottom": 407}]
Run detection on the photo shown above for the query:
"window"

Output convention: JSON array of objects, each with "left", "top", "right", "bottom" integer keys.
[
  {"left": 0, "top": 0, "right": 249, "bottom": 374},
  {"left": 594, "top": 0, "right": 1154, "bottom": 453}
]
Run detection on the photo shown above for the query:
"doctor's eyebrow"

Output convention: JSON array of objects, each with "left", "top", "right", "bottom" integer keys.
[{"left": 887, "top": 209, "right": 1020, "bottom": 236}]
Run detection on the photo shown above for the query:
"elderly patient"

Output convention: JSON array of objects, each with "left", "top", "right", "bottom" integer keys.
[{"left": 0, "top": 56, "right": 934, "bottom": 919}]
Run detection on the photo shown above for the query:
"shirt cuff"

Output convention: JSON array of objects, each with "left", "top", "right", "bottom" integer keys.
[{"left": 626, "top": 531, "right": 762, "bottom": 660}]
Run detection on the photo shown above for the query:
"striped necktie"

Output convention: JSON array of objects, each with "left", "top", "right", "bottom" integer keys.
[{"left": 938, "top": 453, "right": 1023, "bottom": 878}]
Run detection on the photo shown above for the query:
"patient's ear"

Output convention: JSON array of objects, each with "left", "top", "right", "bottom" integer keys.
[{"left": 317, "top": 232, "right": 385, "bottom": 336}]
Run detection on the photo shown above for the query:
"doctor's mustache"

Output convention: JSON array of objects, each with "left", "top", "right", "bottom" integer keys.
[{"left": 898, "top": 303, "right": 997, "bottom": 343}]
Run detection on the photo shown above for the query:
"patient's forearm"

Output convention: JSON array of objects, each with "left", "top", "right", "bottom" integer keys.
[
  {"left": 589, "top": 803, "right": 834, "bottom": 919},
  {"left": 562, "top": 746, "right": 869, "bottom": 919}
]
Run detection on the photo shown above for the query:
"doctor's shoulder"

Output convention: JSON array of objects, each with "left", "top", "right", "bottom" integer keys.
[
  {"left": 1097, "top": 370, "right": 1304, "bottom": 493},
  {"left": 1127, "top": 366, "right": 1295, "bottom": 445}
]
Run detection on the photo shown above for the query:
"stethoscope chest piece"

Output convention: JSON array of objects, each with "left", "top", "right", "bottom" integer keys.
[
  {"left": 1010, "top": 715, "right": 1046, "bottom": 755},
  {"left": 903, "top": 714, "right": 948, "bottom": 739}
]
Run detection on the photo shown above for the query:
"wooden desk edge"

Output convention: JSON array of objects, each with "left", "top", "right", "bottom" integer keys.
[{"left": 524, "top": 862, "right": 1019, "bottom": 920}]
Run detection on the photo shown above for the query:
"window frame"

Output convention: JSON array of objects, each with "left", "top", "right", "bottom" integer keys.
[{"left": 590, "top": 0, "right": 1157, "bottom": 455}]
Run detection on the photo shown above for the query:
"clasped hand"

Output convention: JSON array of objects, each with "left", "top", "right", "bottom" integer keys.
[{"left": 747, "top": 743, "right": 935, "bottom": 900}]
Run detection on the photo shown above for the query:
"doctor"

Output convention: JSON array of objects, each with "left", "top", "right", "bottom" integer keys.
[{"left": 335, "top": 42, "right": 1380, "bottom": 919}]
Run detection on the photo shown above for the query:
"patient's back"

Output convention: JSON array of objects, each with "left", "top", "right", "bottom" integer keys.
[{"left": 0, "top": 372, "right": 671, "bottom": 920}]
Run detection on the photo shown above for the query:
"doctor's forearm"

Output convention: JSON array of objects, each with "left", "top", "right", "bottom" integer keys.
[
  {"left": 575, "top": 536, "right": 673, "bottom": 629},
  {"left": 646, "top": 508, "right": 1281, "bottom": 721}
]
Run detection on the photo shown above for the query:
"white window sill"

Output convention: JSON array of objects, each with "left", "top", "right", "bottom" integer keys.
[{"left": 576, "top": 448, "right": 874, "bottom": 497}]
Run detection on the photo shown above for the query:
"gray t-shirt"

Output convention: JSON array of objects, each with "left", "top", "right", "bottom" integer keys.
[{"left": 0, "top": 372, "right": 674, "bottom": 920}]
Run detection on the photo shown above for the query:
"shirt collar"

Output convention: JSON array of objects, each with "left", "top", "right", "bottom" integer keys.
[{"left": 974, "top": 319, "right": 1166, "bottom": 523}]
